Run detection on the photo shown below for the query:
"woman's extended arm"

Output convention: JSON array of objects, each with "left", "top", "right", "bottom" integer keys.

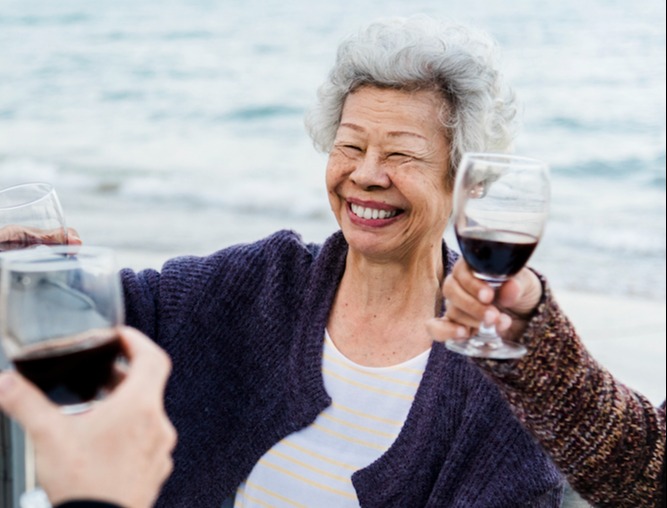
[{"left": 427, "top": 259, "right": 666, "bottom": 508}]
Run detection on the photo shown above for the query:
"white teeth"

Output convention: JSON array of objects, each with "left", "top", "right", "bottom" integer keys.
[{"left": 350, "top": 203, "right": 398, "bottom": 220}]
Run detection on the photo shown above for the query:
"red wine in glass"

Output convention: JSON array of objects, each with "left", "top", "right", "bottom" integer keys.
[
  {"left": 455, "top": 227, "right": 538, "bottom": 281},
  {"left": 13, "top": 330, "right": 122, "bottom": 409}
]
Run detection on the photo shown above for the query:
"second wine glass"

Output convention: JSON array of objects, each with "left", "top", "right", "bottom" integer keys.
[
  {"left": 445, "top": 152, "right": 550, "bottom": 360},
  {"left": 0, "top": 182, "right": 68, "bottom": 251},
  {"left": 0, "top": 182, "right": 71, "bottom": 506},
  {"left": 0, "top": 245, "right": 125, "bottom": 414}
]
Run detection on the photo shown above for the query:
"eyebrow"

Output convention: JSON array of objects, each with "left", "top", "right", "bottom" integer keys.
[{"left": 339, "top": 123, "right": 427, "bottom": 141}]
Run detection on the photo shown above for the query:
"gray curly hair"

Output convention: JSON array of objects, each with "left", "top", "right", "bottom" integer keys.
[{"left": 304, "top": 15, "right": 519, "bottom": 188}]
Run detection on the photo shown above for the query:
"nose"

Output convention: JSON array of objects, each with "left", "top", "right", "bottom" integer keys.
[{"left": 350, "top": 152, "right": 391, "bottom": 190}]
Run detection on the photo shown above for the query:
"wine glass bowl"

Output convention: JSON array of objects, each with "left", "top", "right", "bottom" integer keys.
[
  {"left": 0, "top": 245, "right": 124, "bottom": 414},
  {"left": 0, "top": 182, "right": 68, "bottom": 251},
  {"left": 446, "top": 153, "right": 550, "bottom": 359}
]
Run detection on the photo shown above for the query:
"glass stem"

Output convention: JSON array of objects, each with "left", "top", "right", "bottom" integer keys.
[
  {"left": 472, "top": 323, "right": 503, "bottom": 348},
  {"left": 471, "top": 280, "right": 503, "bottom": 349}
]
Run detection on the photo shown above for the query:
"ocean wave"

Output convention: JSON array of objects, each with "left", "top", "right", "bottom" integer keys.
[
  {"left": 223, "top": 105, "right": 304, "bottom": 122},
  {"left": 1, "top": 0, "right": 664, "bottom": 300},
  {"left": 0, "top": 13, "right": 91, "bottom": 26}
]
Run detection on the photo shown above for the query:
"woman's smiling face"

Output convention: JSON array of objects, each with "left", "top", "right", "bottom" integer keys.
[{"left": 326, "top": 85, "right": 453, "bottom": 261}]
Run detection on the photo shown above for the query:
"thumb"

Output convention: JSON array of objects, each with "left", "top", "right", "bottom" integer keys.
[
  {"left": 0, "top": 371, "right": 63, "bottom": 433},
  {"left": 66, "top": 227, "right": 82, "bottom": 245},
  {"left": 496, "top": 278, "right": 522, "bottom": 308},
  {"left": 497, "top": 269, "right": 542, "bottom": 318}
]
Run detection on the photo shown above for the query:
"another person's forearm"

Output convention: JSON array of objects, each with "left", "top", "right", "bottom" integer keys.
[{"left": 476, "top": 286, "right": 666, "bottom": 508}]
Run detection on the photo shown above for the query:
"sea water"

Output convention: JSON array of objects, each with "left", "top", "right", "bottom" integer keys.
[{"left": 0, "top": 0, "right": 665, "bottom": 300}]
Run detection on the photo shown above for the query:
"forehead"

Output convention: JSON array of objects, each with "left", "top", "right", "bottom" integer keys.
[{"left": 339, "top": 86, "right": 447, "bottom": 139}]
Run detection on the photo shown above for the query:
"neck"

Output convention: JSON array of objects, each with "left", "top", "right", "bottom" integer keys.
[
  {"left": 340, "top": 245, "right": 444, "bottom": 314},
  {"left": 327, "top": 240, "right": 445, "bottom": 366}
]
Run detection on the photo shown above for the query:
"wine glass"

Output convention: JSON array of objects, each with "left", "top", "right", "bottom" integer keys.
[
  {"left": 445, "top": 152, "right": 550, "bottom": 359},
  {"left": 0, "top": 245, "right": 125, "bottom": 414},
  {"left": 0, "top": 182, "right": 68, "bottom": 253},
  {"left": 0, "top": 182, "right": 70, "bottom": 506}
]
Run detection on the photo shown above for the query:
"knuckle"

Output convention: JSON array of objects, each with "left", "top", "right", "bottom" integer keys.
[{"left": 161, "top": 418, "right": 178, "bottom": 450}]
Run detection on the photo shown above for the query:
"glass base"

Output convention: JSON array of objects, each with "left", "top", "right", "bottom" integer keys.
[
  {"left": 445, "top": 337, "right": 527, "bottom": 360},
  {"left": 20, "top": 488, "right": 50, "bottom": 508},
  {"left": 59, "top": 401, "right": 94, "bottom": 415}
]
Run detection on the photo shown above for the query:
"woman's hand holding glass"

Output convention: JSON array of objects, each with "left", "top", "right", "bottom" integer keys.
[
  {"left": 441, "top": 153, "right": 550, "bottom": 359},
  {"left": 427, "top": 258, "right": 544, "bottom": 350}
]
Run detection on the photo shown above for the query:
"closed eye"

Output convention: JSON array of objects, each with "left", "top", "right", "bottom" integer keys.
[
  {"left": 387, "top": 152, "right": 414, "bottom": 161},
  {"left": 336, "top": 145, "right": 364, "bottom": 157}
]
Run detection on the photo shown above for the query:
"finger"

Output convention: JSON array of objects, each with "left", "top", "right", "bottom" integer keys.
[
  {"left": 442, "top": 275, "right": 490, "bottom": 326},
  {"left": 425, "top": 317, "right": 469, "bottom": 342},
  {"left": 66, "top": 228, "right": 82, "bottom": 245},
  {"left": 163, "top": 417, "right": 178, "bottom": 454},
  {"left": 0, "top": 225, "right": 31, "bottom": 244},
  {"left": 104, "top": 359, "right": 130, "bottom": 393},
  {"left": 0, "top": 371, "right": 63, "bottom": 435},
  {"left": 9, "top": 226, "right": 70, "bottom": 246},
  {"left": 496, "top": 313, "right": 513, "bottom": 332},
  {"left": 496, "top": 269, "right": 542, "bottom": 317},
  {"left": 496, "top": 279, "right": 519, "bottom": 306},
  {"left": 451, "top": 259, "right": 495, "bottom": 304},
  {"left": 114, "top": 327, "right": 172, "bottom": 399},
  {"left": 40, "top": 228, "right": 72, "bottom": 245}
]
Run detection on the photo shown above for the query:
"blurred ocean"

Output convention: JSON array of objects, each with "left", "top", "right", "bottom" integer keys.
[{"left": 0, "top": 0, "right": 665, "bottom": 299}]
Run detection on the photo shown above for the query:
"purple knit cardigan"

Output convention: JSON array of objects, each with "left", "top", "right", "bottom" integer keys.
[{"left": 121, "top": 230, "right": 563, "bottom": 507}]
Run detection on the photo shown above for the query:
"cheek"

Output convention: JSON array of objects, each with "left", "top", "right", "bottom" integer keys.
[
  {"left": 325, "top": 153, "right": 350, "bottom": 189},
  {"left": 408, "top": 175, "right": 453, "bottom": 224},
  {"left": 325, "top": 158, "right": 345, "bottom": 208},
  {"left": 324, "top": 162, "right": 338, "bottom": 194}
]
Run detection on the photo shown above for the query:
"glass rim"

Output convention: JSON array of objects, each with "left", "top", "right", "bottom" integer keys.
[
  {"left": 0, "top": 245, "right": 116, "bottom": 272},
  {"left": 460, "top": 152, "right": 549, "bottom": 169},
  {"left": 0, "top": 182, "right": 58, "bottom": 210}
]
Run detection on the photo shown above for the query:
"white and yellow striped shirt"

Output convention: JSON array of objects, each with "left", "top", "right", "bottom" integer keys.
[{"left": 234, "top": 331, "right": 430, "bottom": 507}]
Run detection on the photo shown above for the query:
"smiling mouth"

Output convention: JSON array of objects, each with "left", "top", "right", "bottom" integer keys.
[{"left": 349, "top": 203, "right": 401, "bottom": 220}]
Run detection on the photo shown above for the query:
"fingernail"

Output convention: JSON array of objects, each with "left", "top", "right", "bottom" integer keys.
[
  {"left": 483, "top": 310, "right": 496, "bottom": 326},
  {"left": 456, "top": 326, "right": 468, "bottom": 338},
  {"left": 479, "top": 288, "right": 494, "bottom": 303}
]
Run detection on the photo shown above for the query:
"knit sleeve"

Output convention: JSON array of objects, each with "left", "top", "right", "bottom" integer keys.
[{"left": 474, "top": 282, "right": 666, "bottom": 508}]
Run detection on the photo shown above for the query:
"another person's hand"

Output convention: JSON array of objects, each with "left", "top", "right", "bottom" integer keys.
[
  {"left": 0, "top": 327, "right": 176, "bottom": 508},
  {"left": 0, "top": 225, "right": 81, "bottom": 247},
  {"left": 427, "top": 258, "right": 543, "bottom": 344}
]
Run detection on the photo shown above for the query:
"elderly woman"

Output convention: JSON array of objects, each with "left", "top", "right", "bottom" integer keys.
[{"left": 122, "top": 16, "right": 564, "bottom": 507}]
